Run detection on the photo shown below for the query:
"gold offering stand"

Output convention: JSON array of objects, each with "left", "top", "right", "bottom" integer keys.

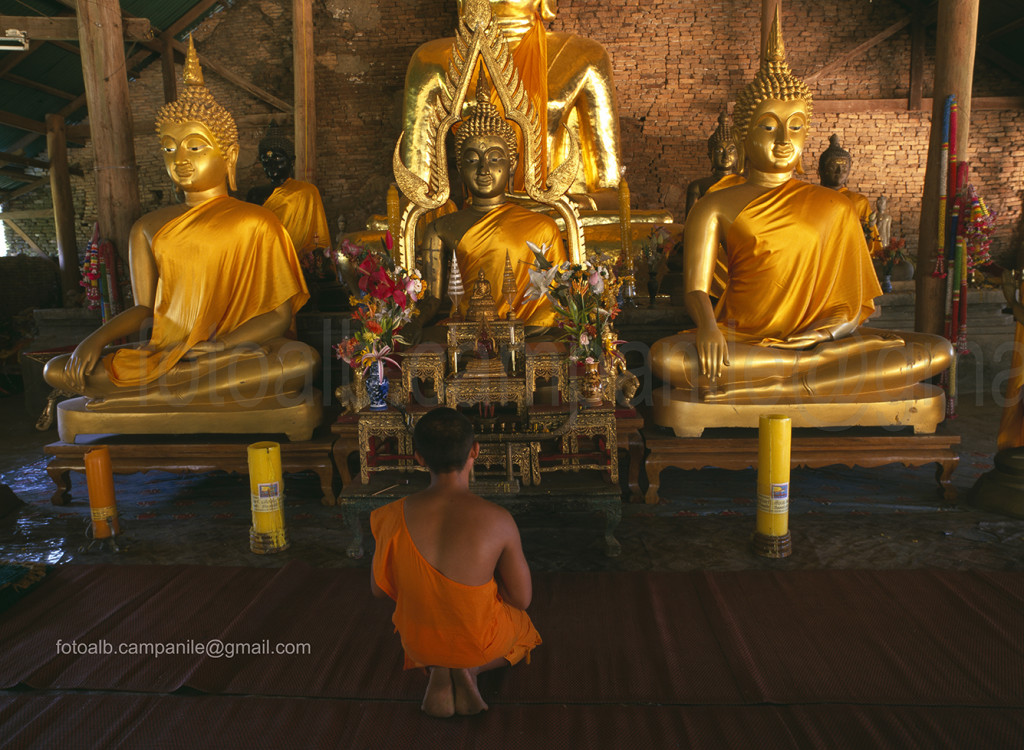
[{"left": 338, "top": 309, "right": 622, "bottom": 558}]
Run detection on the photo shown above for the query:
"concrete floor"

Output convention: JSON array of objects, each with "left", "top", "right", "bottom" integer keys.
[{"left": 1, "top": 390, "right": 1022, "bottom": 572}]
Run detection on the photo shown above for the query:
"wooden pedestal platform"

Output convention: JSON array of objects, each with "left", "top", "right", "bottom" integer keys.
[
  {"left": 644, "top": 430, "right": 961, "bottom": 504},
  {"left": 44, "top": 435, "right": 338, "bottom": 506}
]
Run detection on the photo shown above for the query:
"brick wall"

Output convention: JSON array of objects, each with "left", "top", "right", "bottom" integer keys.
[{"left": 4, "top": 0, "right": 1022, "bottom": 269}]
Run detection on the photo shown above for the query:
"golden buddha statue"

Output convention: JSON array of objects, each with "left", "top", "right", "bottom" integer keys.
[
  {"left": 818, "top": 133, "right": 881, "bottom": 255},
  {"left": 649, "top": 13, "right": 952, "bottom": 437},
  {"left": 44, "top": 39, "right": 321, "bottom": 441},
  {"left": 466, "top": 269, "right": 499, "bottom": 322},
  {"left": 401, "top": 0, "right": 621, "bottom": 209},
  {"left": 416, "top": 76, "right": 569, "bottom": 332},
  {"left": 684, "top": 112, "right": 742, "bottom": 218},
  {"left": 246, "top": 122, "right": 331, "bottom": 257}
]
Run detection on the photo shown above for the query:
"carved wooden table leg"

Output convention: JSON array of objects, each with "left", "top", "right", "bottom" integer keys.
[
  {"left": 645, "top": 459, "right": 665, "bottom": 504},
  {"left": 936, "top": 457, "right": 959, "bottom": 503},
  {"left": 627, "top": 429, "right": 644, "bottom": 502},
  {"left": 47, "top": 463, "right": 70, "bottom": 506}
]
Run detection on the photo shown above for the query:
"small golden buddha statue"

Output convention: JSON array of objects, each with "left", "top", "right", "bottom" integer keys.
[
  {"left": 401, "top": 0, "right": 621, "bottom": 208},
  {"left": 420, "top": 78, "right": 568, "bottom": 331},
  {"left": 684, "top": 112, "right": 741, "bottom": 218},
  {"left": 43, "top": 38, "right": 320, "bottom": 441},
  {"left": 466, "top": 270, "right": 499, "bottom": 322},
  {"left": 246, "top": 122, "right": 331, "bottom": 257},
  {"left": 649, "top": 12, "right": 952, "bottom": 436}
]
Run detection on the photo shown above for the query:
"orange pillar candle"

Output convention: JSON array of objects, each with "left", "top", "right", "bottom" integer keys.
[
  {"left": 386, "top": 183, "right": 401, "bottom": 263},
  {"left": 84, "top": 446, "right": 120, "bottom": 538},
  {"left": 753, "top": 414, "right": 792, "bottom": 558},
  {"left": 247, "top": 441, "right": 289, "bottom": 554}
]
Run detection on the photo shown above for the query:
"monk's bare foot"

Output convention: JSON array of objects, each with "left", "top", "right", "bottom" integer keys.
[
  {"left": 422, "top": 667, "right": 454, "bottom": 718},
  {"left": 452, "top": 668, "right": 488, "bottom": 715}
]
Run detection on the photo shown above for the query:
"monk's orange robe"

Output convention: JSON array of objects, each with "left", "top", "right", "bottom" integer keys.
[
  {"left": 371, "top": 498, "right": 541, "bottom": 670},
  {"left": 455, "top": 202, "right": 568, "bottom": 327},
  {"left": 837, "top": 186, "right": 883, "bottom": 256},
  {"left": 263, "top": 178, "right": 332, "bottom": 256},
  {"left": 716, "top": 179, "right": 882, "bottom": 345},
  {"left": 105, "top": 196, "right": 308, "bottom": 386}
]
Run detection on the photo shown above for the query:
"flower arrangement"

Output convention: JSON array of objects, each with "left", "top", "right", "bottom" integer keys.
[
  {"left": 333, "top": 234, "right": 422, "bottom": 376},
  {"left": 524, "top": 241, "right": 622, "bottom": 362},
  {"left": 877, "top": 237, "right": 907, "bottom": 276},
  {"left": 299, "top": 243, "right": 338, "bottom": 282}
]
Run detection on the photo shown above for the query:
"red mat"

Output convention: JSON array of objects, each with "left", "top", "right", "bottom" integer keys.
[
  {"left": 3, "top": 694, "right": 1022, "bottom": 750},
  {"left": 0, "top": 563, "right": 1021, "bottom": 709}
]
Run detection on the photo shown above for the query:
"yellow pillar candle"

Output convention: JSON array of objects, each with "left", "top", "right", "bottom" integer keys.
[
  {"left": 247, "top": 441, "right": 289, "bottom": 554},
  {"left": 84, "top": 446, "right": 120, "bottom": 539},
  {"left": 753, "top": 414, "right": 792, "bottom": 558}
]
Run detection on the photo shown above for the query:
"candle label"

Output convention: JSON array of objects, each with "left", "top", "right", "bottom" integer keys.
[
  {"left": 252, "top": 481, "right": 282, "bottom": 513},
  {"left": 90, "top": 507, "right": 117, "bottom": 522},
  {"left": 757, "top": 483, "right": 789, "bottom": 514}
]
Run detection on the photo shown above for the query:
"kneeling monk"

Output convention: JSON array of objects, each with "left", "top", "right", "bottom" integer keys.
[{"left": 371, "top": 408, "right": 541, "bottom": 717}]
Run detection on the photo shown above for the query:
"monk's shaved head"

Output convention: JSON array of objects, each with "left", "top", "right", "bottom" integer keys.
[{"left": 414, "top": 407, "right": 476, "bottom": 474}]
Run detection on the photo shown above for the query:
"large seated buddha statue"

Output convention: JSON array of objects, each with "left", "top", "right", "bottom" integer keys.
[
  {"left": 649, "top": 14, "right": 953, "bottom": 437},
  {"left": 402, "top": 0, "right": 621, "bottom": 209},
  {"left": 420, "top": 79, "right": 568, "bottom": 331},
  {"left": 246, "top": 123, "right": 331, "bottom": 258},
  {"left": 394, "top": 0, "right": 582, "bottom": 337},
  {"left": 44, "top": 39, "right": 321, "bottom": 442}
]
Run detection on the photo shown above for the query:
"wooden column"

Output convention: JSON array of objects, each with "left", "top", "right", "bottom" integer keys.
[
  {"left": 160, "top": 33, "right": 177, "bottom": 104},
  {"left": 761, "top": 0, "right": 782, "bottom": 59},
  {"left": 46, "top": 113, "right": 78, "bottom": 306},
  {"left": 915, "top": 0, "right": 979, "bottom": 335},
  {"left": 909, "top": 14, "right": 925, "bottom": 111},
  {"left": 293, "top": 0, "right": 315, "bottom": 183},
  {"left": 76, "top": 0, "right": 141, "bottom": 276}
]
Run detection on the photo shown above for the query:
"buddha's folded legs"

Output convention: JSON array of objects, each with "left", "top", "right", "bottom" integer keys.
[
  {"left": 651, "top": 328, "right": 954, "bottom": 402},
  {"left": 44, "top": 339, "right": 320, "bottom": 411}
]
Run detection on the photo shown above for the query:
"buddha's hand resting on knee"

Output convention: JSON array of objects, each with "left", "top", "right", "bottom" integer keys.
[{"left": 696, "top": 323, "right": 729, "bottom": 382}]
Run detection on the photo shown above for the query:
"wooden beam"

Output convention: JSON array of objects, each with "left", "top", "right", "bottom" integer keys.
[
  {"left": 0, "top": 150, "right": 83, "bottom": 177},
  {"left": 47, "top": 113, "right": 79, "bottom": 305},
  {"left": 49, "top": 40, "right": 81, "bottom": 56},
  {"left": 0, "top": 176, "right": 48, "bottom": 205},
  {"left": 0, "top": 109, "right": 47, "bottom": 135},
  {"left": 160, "top": 34, "right": 176, "bottom": 104},
  {"left": 0, "top": 209, "right": 56, "bottom": 219},
  {"left": 5, "top": 92, "right": 88, "bottom": 155},
  {"left": 0, "top": 15, "right": 152, "bottom": 42},
  {"left": 978, "top": 45, "right": 1024, "bottom": 86},
  {"left": 166, "top": 37, "right": 292, "bottom": 113},
  {"left": 164, "top": 0, "right": 223, "bottom": 38},
  {"left": 293, "top": 0, "right": 315, "bottom": 182},
  {"left": 813, "top": 96, "right": 1024, "bottom": 112},
  {"left": 909, "top": 15, "right": 925, "bottom": 111},
  {"left": 805, "top": 17, "right": 912, "bottom": 84},
  {"left": 3, "top": 72, "right": 77, "bottom": 100},
  {"left": 2, "top": 217, "right": 52, "bottom": 262},
  {"left": 916, "top": 0, "right": 979, "bottom": 336},
  {"left": 77, "top": 0, "right": 142, "bottom": 270}
]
